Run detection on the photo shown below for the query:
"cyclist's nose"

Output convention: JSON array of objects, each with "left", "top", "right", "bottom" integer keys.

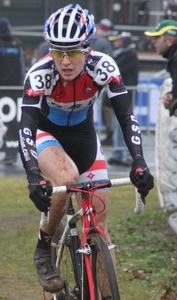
[{"left": 62, "top": 55, "right": 71, "bottom": 63}]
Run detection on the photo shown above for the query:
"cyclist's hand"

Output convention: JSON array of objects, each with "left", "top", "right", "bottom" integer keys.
[
  {"left": 130, "top": 158, "right": 154, "bottom": 199},
  {"left": 27, "top": 173, "right": 53, "bottom": 212}
]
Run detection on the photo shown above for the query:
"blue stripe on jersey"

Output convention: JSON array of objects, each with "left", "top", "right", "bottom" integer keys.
[{"left": 48, "top": 106, "right": 90, "bottom": 126}]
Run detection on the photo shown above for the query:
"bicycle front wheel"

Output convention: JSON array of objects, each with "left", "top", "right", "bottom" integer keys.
[
  {"left": 90, "top": 233, "right": 121, "bottom": 300},
  {"left": 52, "top": 220, "right": 89, "bottom": 300}
]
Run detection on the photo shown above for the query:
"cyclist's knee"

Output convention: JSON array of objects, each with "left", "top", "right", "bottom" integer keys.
[{"left": 53, "top": 166, "right": 79, "bottom": 186}]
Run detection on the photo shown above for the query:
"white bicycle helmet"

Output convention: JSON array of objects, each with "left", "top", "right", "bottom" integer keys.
[{"left": 44, "top": 4, "right": 96, "bottom": 48}]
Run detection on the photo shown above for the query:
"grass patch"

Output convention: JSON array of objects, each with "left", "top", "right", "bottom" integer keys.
[
  {"left": 0, "top": 177, "right": 42, "bottom": 299},
  {"left": 108, "top": 181, "right": 177, "bottom": 300},
  {"left": 0, "top": 177, "right": 177, "bottom": 299}
]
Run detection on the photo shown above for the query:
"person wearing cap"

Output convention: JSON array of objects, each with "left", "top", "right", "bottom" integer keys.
[
  {"left": 0, "top": 17, "right": 26, "bottom": 165},
  {"left": 144, "top": 19, "right": 177, "bottom": 116},
  {"left": 18, "top": 4, "right": 154, "bottom": 295},
  {"left": 92, "top": 18, "right": 114, "bottom": 56}
]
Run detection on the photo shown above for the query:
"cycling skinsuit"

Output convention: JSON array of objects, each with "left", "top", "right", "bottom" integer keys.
[{"left": 19, "top": 50, "right": 143, "bottom": 182}]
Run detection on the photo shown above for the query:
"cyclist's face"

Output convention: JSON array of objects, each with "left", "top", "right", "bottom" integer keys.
[{"left": 52, "top": 47, "right": 90, "bottom": 81}]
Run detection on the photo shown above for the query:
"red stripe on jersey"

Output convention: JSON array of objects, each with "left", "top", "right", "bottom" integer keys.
[
  {"left": 36, "top": 132, "right": 51, "bottom": 140},
  {"left": 87, "top": 160, "right": 106, "bottom": 172}
]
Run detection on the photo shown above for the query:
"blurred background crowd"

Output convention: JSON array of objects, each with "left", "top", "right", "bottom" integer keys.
[{"left": 0, "top": 0, "right": 176, "bottom": 69}]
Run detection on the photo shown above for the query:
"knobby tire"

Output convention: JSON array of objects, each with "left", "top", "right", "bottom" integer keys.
[{"left": 90, "top": 233, "right": 121, "bottom": 300}]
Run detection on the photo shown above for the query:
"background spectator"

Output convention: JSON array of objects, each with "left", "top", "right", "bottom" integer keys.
[
  {"left": 144, "top": 19, "right": 177, "bottom": 115},
  {"left": 0, "top": 17, "right": 26, "bottom": 85},
  {"left": 144, "top": 19, "right": 177, "bottom": 210},
  {"left": 36, "top": 41, "right": 50, "bottom": 60},
  {"left": 32, "top": 40, "right": 50, "bottom": 65},
  {"left": 0, "top": 17, "right": 26, "bottom": 164},
  {"left": 92, "top": 18, "right": 115, "bottom": 146},
  {"left": 103, "top": 32, "right": 139, "bottom": 166},
  {"left": 92, "top": 18, "right": 114, "bottom": 55}
]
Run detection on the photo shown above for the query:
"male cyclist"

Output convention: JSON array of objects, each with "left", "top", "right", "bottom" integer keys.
[{"left": 19, "top": 4, "right": 154, "bottom": 298}]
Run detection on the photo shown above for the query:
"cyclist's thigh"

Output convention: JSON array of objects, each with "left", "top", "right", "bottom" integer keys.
[
  {"left": 36, "top": 129, "right": 79, "bottom": 185},
  {"left": 78, "top": 134, "right": 108, "bottom": 183},
  {"left": 76, "top": 134, "right": 109, "bottom": 216}
]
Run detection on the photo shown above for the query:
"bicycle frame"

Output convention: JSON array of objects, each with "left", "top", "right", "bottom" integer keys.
[
  {"left": 51, "top": 193, "right": 106, "bottom": 300},
  {"left": 41, "top": 177, "right": 144, "bottom": 300},
  {"left": 79, "top": 192, "right": 109, "bottom": 300}
]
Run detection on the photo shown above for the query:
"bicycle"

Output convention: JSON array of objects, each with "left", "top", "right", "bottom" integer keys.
[{"left": 41, "top": 176, "right": 144, "bottom": 300}]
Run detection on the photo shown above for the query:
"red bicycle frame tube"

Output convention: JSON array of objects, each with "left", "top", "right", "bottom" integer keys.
[{"left": 81, "top": 193, "right": 107, "bottom": 300}]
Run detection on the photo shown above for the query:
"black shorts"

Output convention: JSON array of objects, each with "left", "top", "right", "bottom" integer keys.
[{"left": 37, "top": 117, "right": 97, "bottom": 175}]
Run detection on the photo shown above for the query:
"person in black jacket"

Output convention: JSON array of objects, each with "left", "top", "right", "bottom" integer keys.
[
  {"left": 145, "top": 19, "right": 177, "bottom": 116},
  {"left": 105, "top": 32, "right": 139, "bottom": 165},
  {"left": 109, "top": 32, "right": 139, "bottom": 102},
  {"left": 0, "top": 18, "right": 26, "bottom": 86},
  {"left": 0, "top": 17, "right": 26, "bottom": 164}
]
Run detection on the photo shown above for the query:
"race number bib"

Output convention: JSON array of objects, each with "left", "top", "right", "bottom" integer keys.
[
  {"left": 29, "top": 69, "right": 53, "bottom": 95},
  {"left": 94, "top": 56, "right": 119, "bottom": 86}
]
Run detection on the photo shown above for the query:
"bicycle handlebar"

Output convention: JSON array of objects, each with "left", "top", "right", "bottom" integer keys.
[
  {"left": 40, "top": 177, "right": 144, "bottom": 226},
  {"left": 110, "top": 178, "right": 144, "bottom": 214}
]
